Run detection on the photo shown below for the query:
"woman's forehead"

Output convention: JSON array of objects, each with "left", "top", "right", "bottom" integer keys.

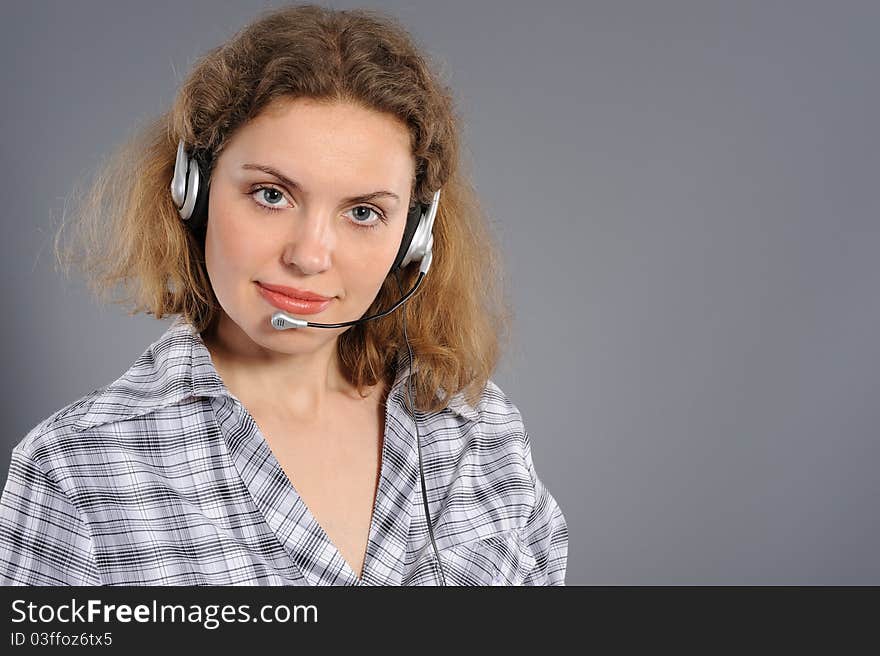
[{"left": 219, "top": 101, "right": 415, "bottom": 188}]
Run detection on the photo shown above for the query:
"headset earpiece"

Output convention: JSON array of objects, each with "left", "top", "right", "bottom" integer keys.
[
  {"left": 171, "top": 140, "right": 210, "bottom": 232},
  {"left": 392, "top": 189, "right": 441, "bottom": 273}
]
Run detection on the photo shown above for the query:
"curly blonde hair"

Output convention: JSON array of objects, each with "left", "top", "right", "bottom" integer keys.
[{"left": 54, "top": 3, "right": 512, "bottom": 413}]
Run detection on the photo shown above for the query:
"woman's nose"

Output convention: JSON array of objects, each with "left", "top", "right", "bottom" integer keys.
[{"left": 281, "top": 209, "right": 335, "bottom": 274}]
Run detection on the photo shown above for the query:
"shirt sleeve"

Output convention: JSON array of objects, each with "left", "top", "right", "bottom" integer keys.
[
  {"left": 0, "top": 445, "right": 101, "bottom": 585},
  {"left": 519, "top": 429, "right": 569, "bottom": 585}
]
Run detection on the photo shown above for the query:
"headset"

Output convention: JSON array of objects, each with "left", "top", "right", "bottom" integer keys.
[{"left": 172, "top": 139, "right": 447, "bottom": 585}]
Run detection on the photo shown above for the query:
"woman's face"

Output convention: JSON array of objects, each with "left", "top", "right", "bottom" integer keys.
[{"left": 203, "top": 96, "right": 415, "bottom": 353}]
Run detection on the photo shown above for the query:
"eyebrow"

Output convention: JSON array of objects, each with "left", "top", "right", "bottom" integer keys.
[{"left": 241, "top": 163, "right": 401, "bottom": 206}]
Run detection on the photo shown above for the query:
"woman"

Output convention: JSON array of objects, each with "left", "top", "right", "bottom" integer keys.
[{"left": 0, "top": 4, "right": 567, "bottom": 585}]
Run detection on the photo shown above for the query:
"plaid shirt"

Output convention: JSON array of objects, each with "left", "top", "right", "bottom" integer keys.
[{"left": 0, "top": 316, "right": 567, "bottom": 585}]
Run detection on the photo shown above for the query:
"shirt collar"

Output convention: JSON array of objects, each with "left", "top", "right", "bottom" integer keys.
[{"left": 74, "top": 315, "right": 478, "bottom": 431}]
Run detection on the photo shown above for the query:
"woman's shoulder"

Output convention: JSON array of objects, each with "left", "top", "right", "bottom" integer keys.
[
  {"left": 7, "top": 385, "right": 110, "bottom": 475},
  {"left": 16, "top": 387, "right": 108, "bottom": 448},
  {"left": 8, "top": 319, "right": 201, "bottom": 469},
  {"left": 475, "top": 378, "right": 527, "bottom": 425},
  {"left": 441, "top": 378, "right": 528, "bottom": 436},
  {"left": 415, "top": 378, "right": 533, "bottom": 477}
]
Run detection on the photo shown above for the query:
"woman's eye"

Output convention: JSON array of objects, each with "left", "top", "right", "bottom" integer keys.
[
  {"left": 346, "top": 205, "right": 385, "bottom": 227},
  {"left": 251, "top": 186, "right": 289, "bottom": 210}
]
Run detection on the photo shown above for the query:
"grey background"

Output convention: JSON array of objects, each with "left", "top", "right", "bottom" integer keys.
[{"left": 2, "top": 0, "right": 878, "bottom": 585}]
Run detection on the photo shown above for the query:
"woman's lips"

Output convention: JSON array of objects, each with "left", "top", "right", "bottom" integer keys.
[
  {"left": 256, "top": 283, "right": 333, "bottom": 315},
  {"left": 257, "top": 281, "right": 332, "bottom": 301}
]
